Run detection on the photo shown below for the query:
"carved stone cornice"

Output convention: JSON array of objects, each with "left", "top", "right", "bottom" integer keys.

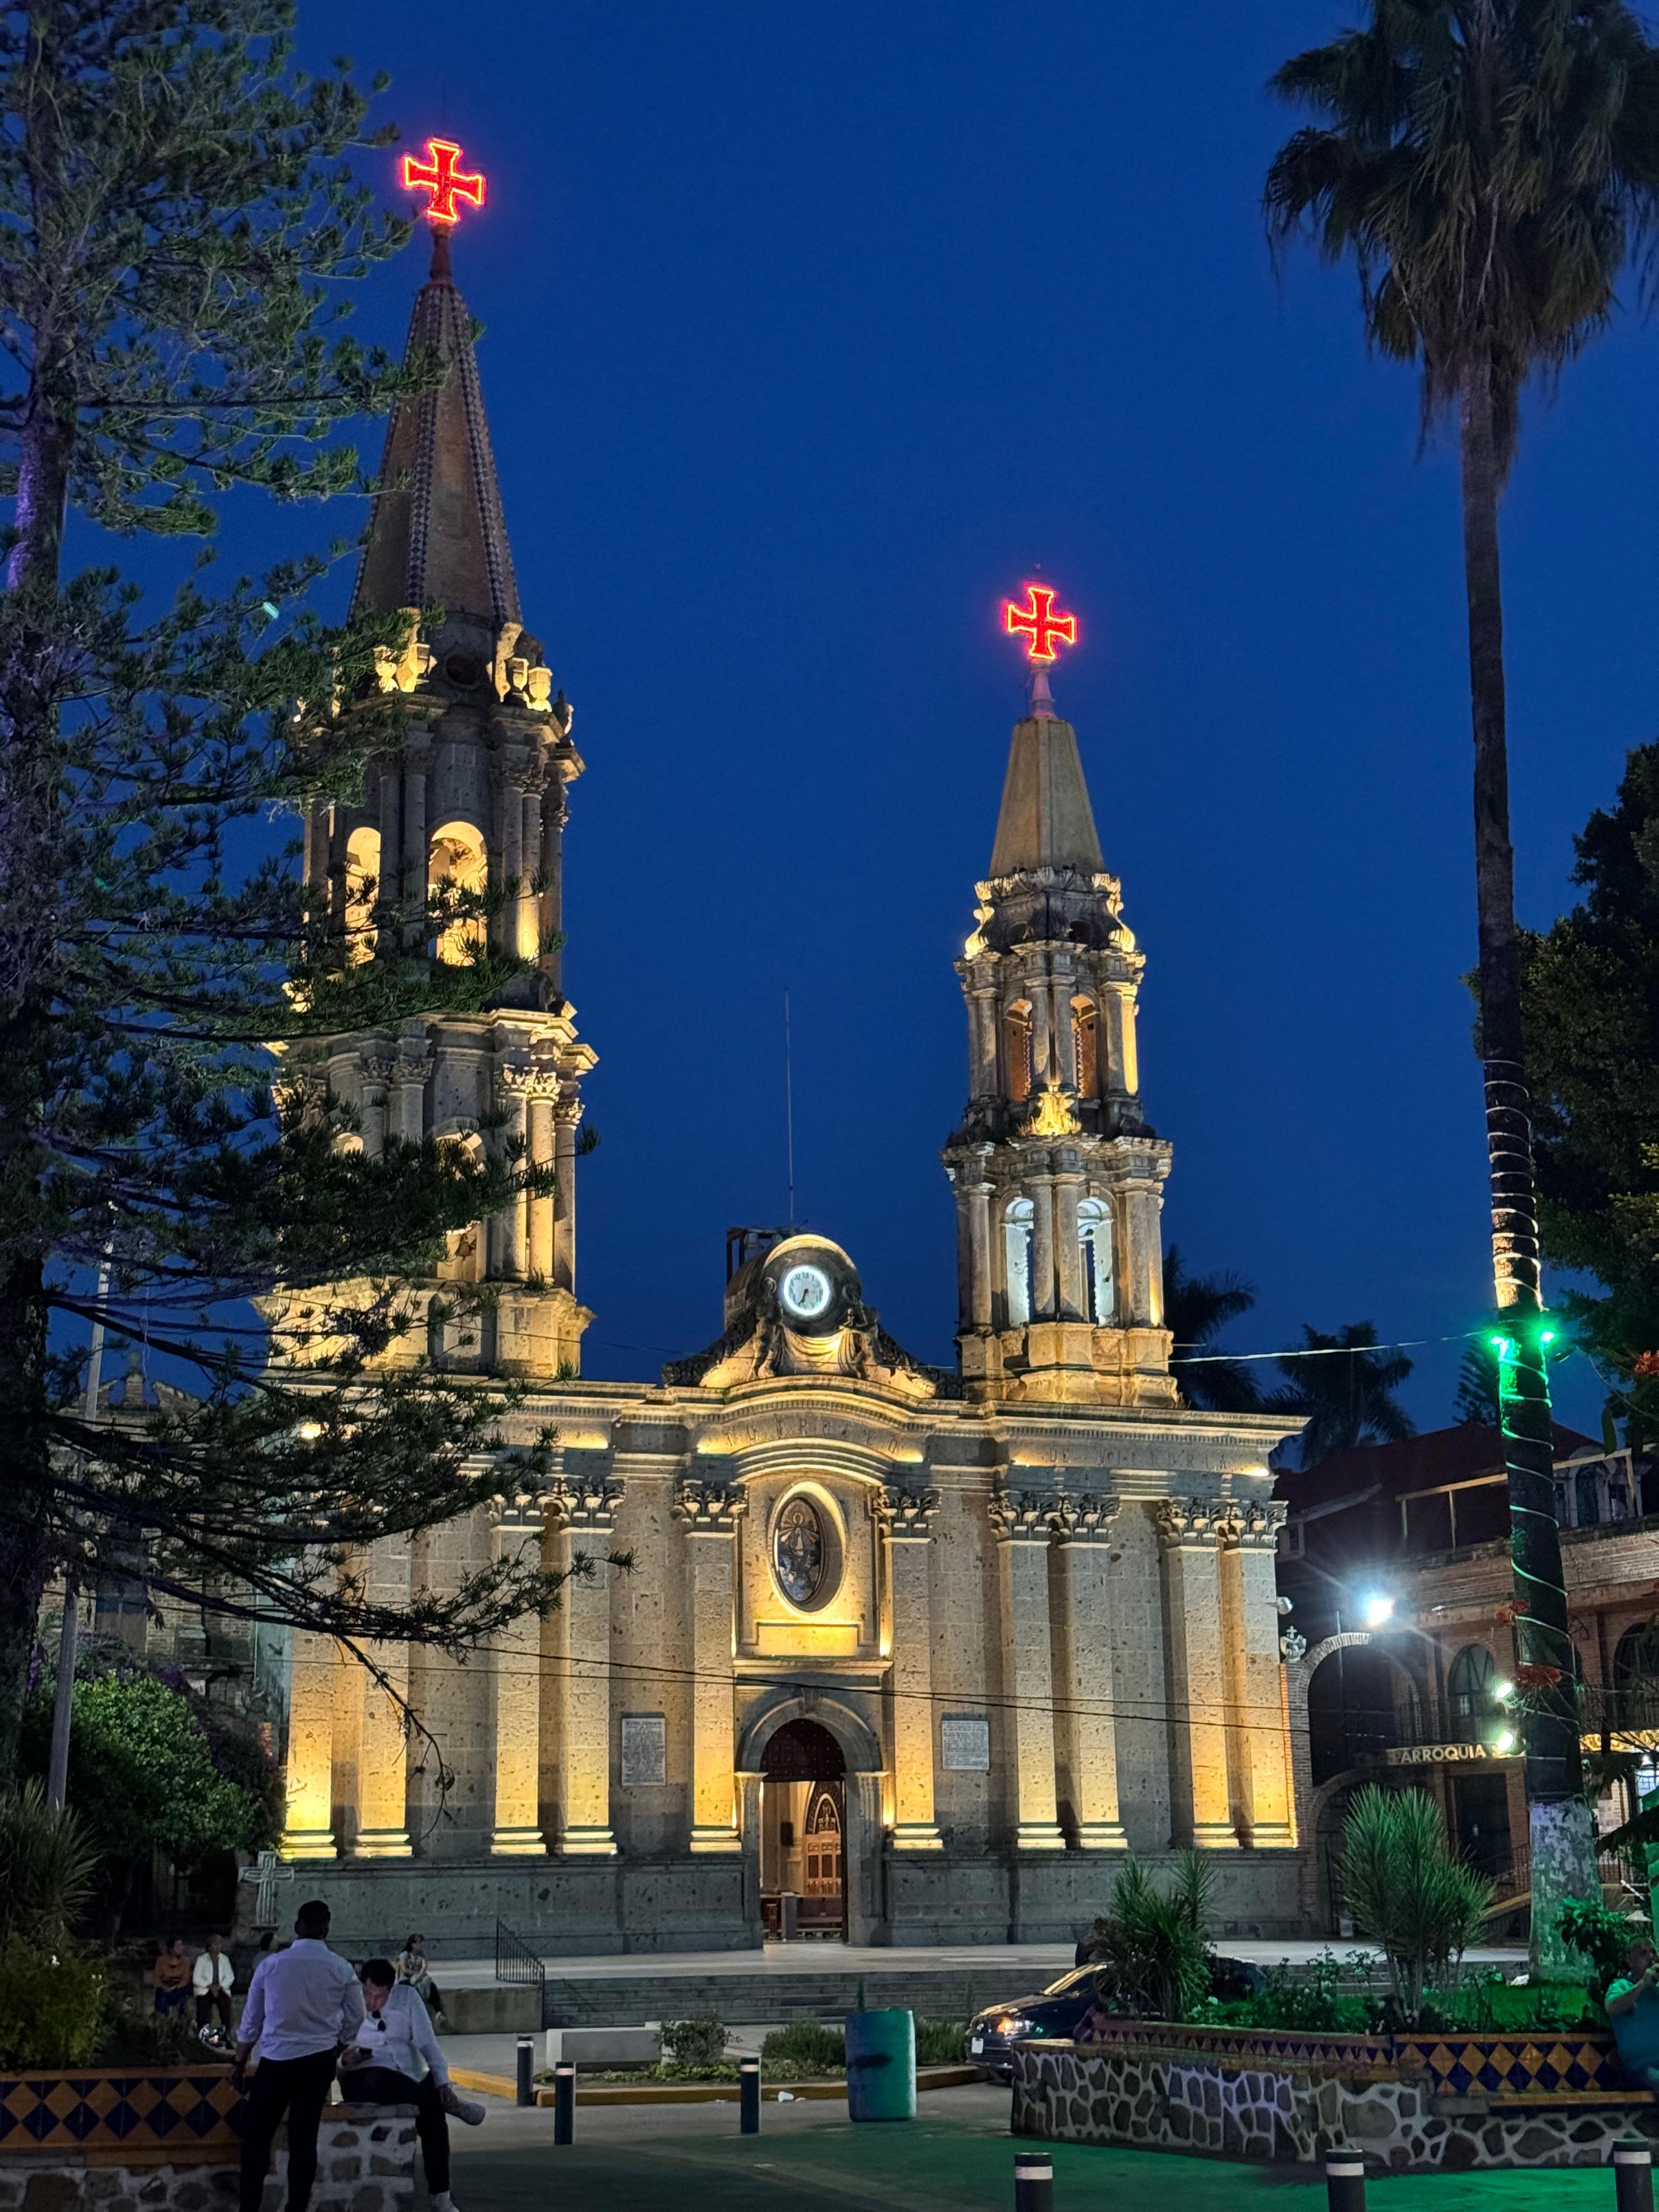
[
  {"left": 673, "top": 1477, "right": 746, "bottom": 1535},
  {"left": 546, "top": 1475, "right": 623, "bottom": 1534}
]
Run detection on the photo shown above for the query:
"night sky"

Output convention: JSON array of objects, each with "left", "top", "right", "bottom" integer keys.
[{"left": 269, "top": 0, "right": 1657, "bottom": 1431}]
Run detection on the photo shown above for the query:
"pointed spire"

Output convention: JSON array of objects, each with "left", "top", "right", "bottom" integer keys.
[
  {"left": 988, "top": 685, "right": 1105, "bottom": 878},
  {"left": 352, "top": 224, "right": 521, "bottom": 630}
]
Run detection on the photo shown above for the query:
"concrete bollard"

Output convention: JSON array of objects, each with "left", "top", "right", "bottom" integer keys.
[
  {"left": 1014, "top": 2150, "right": 1053, "bottom": 2211},
  {"left": 515, "top": 2033, "right": 534, "bottom": 2108},
  {"left": 1326, "top": 2149, "right": 1367, "bottom": 2212},
  {"left": 1615, "top": 2140, "right": 1655, "bottom": 2212},
  {"left": 740, "top": 2056, "right": 760, "bottom": 2134},
  {"left": 553, "top": 2060, "right": 575, "bottom": 2145}
]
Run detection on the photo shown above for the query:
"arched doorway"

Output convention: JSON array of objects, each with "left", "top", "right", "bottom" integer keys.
[{"left": 760, "top": 1718, "right": 846, "bottom": 1940}]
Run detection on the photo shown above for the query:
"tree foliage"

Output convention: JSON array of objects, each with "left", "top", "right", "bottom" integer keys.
[
  {"left": 0, "top": 1, "right": 593, "bottom": 1788},
  {"left": 1272, "top": 1323, "right": 1415, "bottom": 1468},
  {"left": 1522, "top": 742, "right": 1659, "bottom": 1446},
  {"left": 1164, "top": 1246, "right": 1264, "bottom": 1413}
]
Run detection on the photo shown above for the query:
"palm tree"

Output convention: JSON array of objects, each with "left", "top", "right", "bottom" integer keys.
[
  {"left": 1164, "top": 1247, "right": 1264, "bottom": 1412},
  {"left": 1265, "top": 0, "right": 1659, "bottom": 1932},
  {"left": 1273, "top": 1323, "right": 1415, "bottom": 1466}
]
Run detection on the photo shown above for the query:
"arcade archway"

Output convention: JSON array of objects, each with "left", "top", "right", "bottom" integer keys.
[{"left": 760, "top": 1718, "right": 846, "bottom": 1940}]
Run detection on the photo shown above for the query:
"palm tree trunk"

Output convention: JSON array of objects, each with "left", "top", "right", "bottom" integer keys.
[{"left": 1459, "top": 347, "right": 1593, "bottom": 1971}]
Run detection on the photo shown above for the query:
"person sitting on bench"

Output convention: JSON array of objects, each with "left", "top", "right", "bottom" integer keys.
[
  {"left": 338, "top": 1959, "right": 485, "bottom": 2212},
  {"left": 1607, "top": 1936, "right": 1659, "bottom": 2086}
]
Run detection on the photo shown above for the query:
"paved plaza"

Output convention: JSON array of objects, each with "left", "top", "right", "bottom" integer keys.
[{"left": 444, "top": 2084, "right": 1631, "bottom": 2210}]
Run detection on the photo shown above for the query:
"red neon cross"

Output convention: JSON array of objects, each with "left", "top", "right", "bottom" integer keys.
[
  {"left": 1003, "top": 584, "right": 1077, "bottom": 664},
  {"left": 401, "top": 139, "right": 486, "bottom": 225}
]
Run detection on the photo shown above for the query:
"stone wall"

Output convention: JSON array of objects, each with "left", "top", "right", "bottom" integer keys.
[
  {"left": 1012, "top": 2040, "right": 1659, "bottom": 2171},
  {"left": 0, "top": 2109, "right": 415, "bottom": 2212}
]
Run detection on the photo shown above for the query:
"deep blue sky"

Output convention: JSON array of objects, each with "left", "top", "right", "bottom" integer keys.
[{"left": 279, "top": 0, "right": 1657, "bottom": 1430}]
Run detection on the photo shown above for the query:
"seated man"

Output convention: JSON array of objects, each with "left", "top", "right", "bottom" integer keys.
[
  {"left": 339, "top": 1960, "right": 484, "bottom": 2212},
  {"left": 1607, "top": 1936, "right": 1659, "bottom": 2085},
  {"left": 153, "top": 1938, "right": 191, "bottom": 2017}
]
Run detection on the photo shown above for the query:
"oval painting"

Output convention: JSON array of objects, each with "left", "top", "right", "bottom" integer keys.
[{"left": 774, "top": 1494, "right": 826, "bottom": 1607}]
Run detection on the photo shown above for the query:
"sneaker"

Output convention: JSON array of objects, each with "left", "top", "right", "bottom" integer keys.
[
  {"left": 432, "top": 2194, "right": 459, "bottom": 2212},
  {"left": 439, "top": 2085, "right": 486, "bottom": 2126}
]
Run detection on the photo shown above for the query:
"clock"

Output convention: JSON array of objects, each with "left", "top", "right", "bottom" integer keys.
[{"left": 778, "top": 1263, "right": 833, "bottom": 1323}]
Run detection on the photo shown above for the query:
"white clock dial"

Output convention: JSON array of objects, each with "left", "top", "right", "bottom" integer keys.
[{"left": 779, "top": 1263, "right": 833, "bottom": 1321}]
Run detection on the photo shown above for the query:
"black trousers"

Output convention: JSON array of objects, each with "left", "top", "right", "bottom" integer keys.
[
  {"left": 346, "top": 2068, "right": 450, "bottom": 2193},
  {"left": 239, "top": 2048, "right": 340, "bottom": 2212}
]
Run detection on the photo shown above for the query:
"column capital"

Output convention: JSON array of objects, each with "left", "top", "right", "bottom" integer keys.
[
  {"left": 1217, "top": 1499, "right": 1286, "bottom": 1550},
  {"left": 1154, "top": 1494, "right": 1225, "bottom": 1549},
  {"left": 548, "top": 1475, "right": 623, "bottom": 1534},
  {"left": 674, "top": 1476, "right": 746, "bottom": 1534},
  {"left": 488, "top": 1487, "right": 548, "bottom": 1534},
  {"left": 1049, "top": 1492, "right": 1120, "bottom": 1543},
  {"left": 879, "top": 1484, "right": 941, "bottom": 1541},
  {"left": 989, "top": 1486, "right": 1063, "bottom": 1543}
]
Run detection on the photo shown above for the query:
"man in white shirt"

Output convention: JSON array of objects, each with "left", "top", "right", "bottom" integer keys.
[
  {"left": 338, "top": 1960, "right": 484, "bottom": 2212},
  {"left": 193, "top": 1934, "right": 235, "bottom": 2045},
  {"left": 235, "top": 1900, "right": 364, "bottom": 2212}
]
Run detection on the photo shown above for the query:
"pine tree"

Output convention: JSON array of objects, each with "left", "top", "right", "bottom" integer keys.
[{"left": 0, "top": 1, "right": 591, "bottom": 1786}]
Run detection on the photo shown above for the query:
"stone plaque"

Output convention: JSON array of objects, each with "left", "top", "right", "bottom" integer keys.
[
  {"left": 620, "top": 1712, "right": 666, "bottom": 1787},
  {"left": 940, "top": 1715, "right": 990, "bottom": 1771}
]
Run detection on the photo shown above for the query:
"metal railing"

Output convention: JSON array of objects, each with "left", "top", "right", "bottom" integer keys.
[{"left": 494, "top": 1916, "right": 546, "bottom": 2010}]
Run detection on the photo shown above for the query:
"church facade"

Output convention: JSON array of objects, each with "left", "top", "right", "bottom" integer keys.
[{"left": 276, "top": 224, "right": 1306, "bottom": 1953}]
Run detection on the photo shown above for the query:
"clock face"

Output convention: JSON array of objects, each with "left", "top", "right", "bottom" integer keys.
[{"left": 778, "top": 1263, "right": 833, "bottom": 1323}]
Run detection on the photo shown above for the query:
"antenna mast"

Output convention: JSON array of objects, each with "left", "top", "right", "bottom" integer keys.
[{"left": 783, "top": 988, "right": 796, "bottom": 1228}]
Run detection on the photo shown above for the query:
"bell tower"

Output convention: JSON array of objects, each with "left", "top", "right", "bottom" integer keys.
[
  {"left": 943, "top": 599, "right": 1174, "bottom": 1406},
  {"left": 298, "top": 159, "right": 593, "bottom": 1376}
]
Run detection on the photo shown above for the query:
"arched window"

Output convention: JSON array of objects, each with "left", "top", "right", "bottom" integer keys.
[
  {"left": 1071, "top": 996, "right": 1099, "bottom": 1097},
  {"left": 1004, "top": 1198, "right": 1035, "bottom": 1327},
  {"left": 1447, "top": 1644, "right": 1498, "bottom": 1744},
  {"left": 1078, "top": 1198, "right": 1113, "bottom": 1324},
  {"left": 343, "top": 826, "right": 381, "bottom": 964},
  {"left": 1005, "top": 1001, "right": 1034, "bottom": 1104},
  {"left": 1616, "top": 1622, "right": 1659, "bottom": 1729},
  {"left": 428, "top": 819, "right": 487, "bottom": 964}
]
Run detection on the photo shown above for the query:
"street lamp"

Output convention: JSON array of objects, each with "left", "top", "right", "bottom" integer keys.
[{"left": 1360, "top": 1593, "right": 1395, "bottom": 1629}]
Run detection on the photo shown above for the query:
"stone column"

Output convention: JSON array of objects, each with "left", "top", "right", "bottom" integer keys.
[
  {"left": 1118, "top": 1142, "right": 1171, "bottom": 1327},
  {"left": 520, "top": 785, "right": 544, "bottom": 961},
  {"left": 967, "top": 983, "right": 999, "bottom": 1100},
  {"left": 1052, "top": 970, "right": 1077, "bottom": 1090},
  {"left": 377, "top": 763, "right": 402, "bottom": 930},
  {"left": 1156, "top": 1500, "right": 1237, "bottom": 1849},
  {"left": 675, "top": 1479, "right": 746, "bottom": 1853},
  {"left": 527, "top": 1082, "right": 556, "bottom": 1282},
  {"left": 352, "top": 1539, "right": 413, "bottom": 1858},
  {"left": 1101, "top": 979, "right": 1140, "bottom": 1100},
  {"left": 489, "top": 1494, "right": 549, "bottom": 1854},
  {"left": 402, "top": 748, "right": 429, "bottom": 949},
  {"left": 967, "top": 1171, "right": 994, "bottom": 1330},
  {"left": 990, "top": 1492, "right": 1065, "bottom": 1851},
  {"left": 552, "top": 1096, "right": 581, "bottom": 1293},
  {"left": 495, "top": 1074, "right": 529, "bottom": 1280},
  {"left": 540, "top": 792, "right": 567, "bottom": 989},
  {"left": 1053, "top": 1170, "right": 1085, "bottom": 1320},
  {"left": 551, "top": 1476, "right": 621, "bottom": 1855},
  {"left": 359, "top": 1056, "right": 392, "bottom": 1161},
  {"left": 279, "top": 1629, "right": 340, "bottom": 1859},
  {"left": 1029, "top": 1174, "right": 1057, "bottom": 1320},
  {"left": 392, "top": 1035, "right": 429, "bottom": 1145},
  {"left": 1030, "top": 981, "right": 1052, "bottom": 1088},
  {"left": 1222, "top": 1503, "right": 1297, "bottom": 1847},
  {"left": 884, "top": 1491, "right": 944, "bottom": 1851},
  {"left": 499, "top": 769, "right": 523, "bottom": 951},
  {"left": 1051, "top": 1496, "right": 1127, "bottom": 1848}
]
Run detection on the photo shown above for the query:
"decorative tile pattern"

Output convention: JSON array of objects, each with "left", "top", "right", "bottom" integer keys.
[{"left": 0, "top": 2070, "right": 242, "bottom": 2154}]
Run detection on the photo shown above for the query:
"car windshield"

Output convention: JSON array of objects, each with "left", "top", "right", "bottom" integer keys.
[{"left": 1040, "top": 1965, "right": 1101, "bottom": 1996}]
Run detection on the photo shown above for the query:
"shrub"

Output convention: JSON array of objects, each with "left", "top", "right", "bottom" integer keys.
[
  {"left": 0, "top": 1784, "right": 98, "bottom": 1940},
  {"left": 0, "top": 1936, "right": 105, "bottom": 2067},
  {"left": 661, "top": 2015, "right": 728, "bottom": 2067},
  {"left": 1339, "top": 1785, "right": 1494, "bottom": 2023},
  {"left": 761, "top": 2019, "right": 845, "bottom": 2076},
  {"left": 1559, "top": 1897, "right": 1642, "bottom": 1992},
  {"left": 915, "top": 2017, "right": 967, "bottom": 2064},
  {"left": 1090, "top": 1852, "right": 1215, "bottom": 2021}
]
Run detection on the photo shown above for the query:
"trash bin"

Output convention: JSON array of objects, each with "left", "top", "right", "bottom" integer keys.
[{"left": 844, "top": 2007, "right": 916, "bottom": 2122}]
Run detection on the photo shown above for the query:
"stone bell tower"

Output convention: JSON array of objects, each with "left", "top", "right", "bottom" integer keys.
[
  {"left": 942, "top": 638, "right": 1174, "bottom": 1406},
  {"left": 298, "top": 208, "right": 593, "bottom": 1376}
]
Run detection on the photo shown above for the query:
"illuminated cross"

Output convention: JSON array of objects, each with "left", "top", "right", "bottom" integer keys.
[
  {"left": 1003, "top": 584, "right": 1077, "bottom": 664},
  {"left": 401, "top": 139, "right": 487, "bottom": 225}
]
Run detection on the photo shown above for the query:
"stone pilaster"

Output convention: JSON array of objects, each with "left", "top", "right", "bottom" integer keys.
[
  {"left": 1155, "top": 1498, "right": 1237, "bottom": 1849},
  {"left": 401, "top": 746, "right": 430, "bottom": 943},
  {"left": 1051, "top": 1494, "right": 1127, "bottom": 1849},
  {"left": 488, "top": 1491, "right": 549, "bottom": 1855},
  {"left": 1118, "top": 1140, "right": 1171, "bottom": 1327},
  {"left": 675, "top": 1479, "right": 746, "bottom": 1853},
  {"left": 353, "top": 1539, "right": 413, "bottom": 1859},
  {"left": 1220, "top": 1502, "right": 1296, "bottom": 1847},
  {"left": 549, "top": 1475, "right": 622, "bottom": 1855},
  {"left": 882, "top": 1489, "right": 944, "bottom": 1851},
  {"left": 990, "top": 1490, "right": 1065, "bottom": 1851},
  {"left": 279, "top": 1628, "right": 340, "bottom": 1859},
  {"left": 1053, "top": 1170, "right": 1085, "bottom": 1319},
  {"left": 359, "top": 1056, "right": 393, "bottom": 1160},
  {"left": 552, "top": 1096, "right": 581, "bottom": 1294},
  {"left": 494, "top": 1069, "right": 532, "bottom": 1280}
]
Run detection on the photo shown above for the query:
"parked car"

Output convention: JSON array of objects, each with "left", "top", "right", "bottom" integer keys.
[{"left": 967, "top": 1955, "right": 1267, "bottom": 2080}]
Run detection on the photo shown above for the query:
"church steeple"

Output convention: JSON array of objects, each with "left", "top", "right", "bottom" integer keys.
[
  {"left": 943, "top": 606, "right": 1175, "bottom": 1406},
  {"left": 352, "top": 222, "right": 521, "bottom": 633},
  {"left": 296, "top": 171, "right": 595, "bottom": 1381}
]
